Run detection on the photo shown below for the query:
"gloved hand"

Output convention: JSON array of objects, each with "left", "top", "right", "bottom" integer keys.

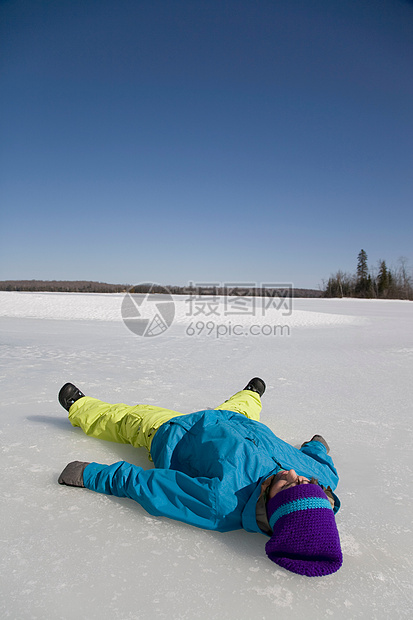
[{"left": 58, "top": 461, "right": 90, "bottom": 487}]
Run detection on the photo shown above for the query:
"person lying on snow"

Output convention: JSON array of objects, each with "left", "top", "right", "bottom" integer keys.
[{"left": 58, "top": 378, "right": 343, "bottom": 577}]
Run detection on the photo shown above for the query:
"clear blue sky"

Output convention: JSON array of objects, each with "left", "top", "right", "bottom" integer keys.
[{"left": 1, "top": 0, "right": 412, "bottom": 289}]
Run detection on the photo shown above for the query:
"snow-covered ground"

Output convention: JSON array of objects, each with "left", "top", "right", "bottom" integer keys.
[{"left": 1, "top": 291, "right": 412, "bottom": 619}]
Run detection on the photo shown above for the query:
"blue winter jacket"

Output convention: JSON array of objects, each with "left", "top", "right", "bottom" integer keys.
[{"left": 83, "top": 410, "right": 340, "bottom": 534}]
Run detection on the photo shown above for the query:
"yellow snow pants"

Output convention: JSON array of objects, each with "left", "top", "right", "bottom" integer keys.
[{"left": 68, "top": 389, "right": 262, "bottom": 455}]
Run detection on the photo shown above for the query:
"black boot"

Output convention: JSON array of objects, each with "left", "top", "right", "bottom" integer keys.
[
  {"left": 301, "top": 435, "right": 330, "bottom": 454},
  {"left": 243, "top": 377, "right": 266, "bottom": 397},
  {"left": 58, "top": 383, "right": 85, "bottom": 412}
]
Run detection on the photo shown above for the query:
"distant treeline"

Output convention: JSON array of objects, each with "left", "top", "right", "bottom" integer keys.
[
  {"left": 131, "top": 284, "right": 322, "bottom": 298},
  {"left": 0, "top": 280, "right": 322, "bottom": 298},
  {"left": 323, "top": 251, "right": 413, "bottom": 300},
  {"left": 0, "top": 280, "right": 128, "bottom": 293}
]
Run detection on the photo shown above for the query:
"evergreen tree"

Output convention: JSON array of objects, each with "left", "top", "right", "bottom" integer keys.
[
  {"left": 355, "top": 249, "right": 369, "bottom": 297},
  {"left": 377, "top": 260, "right": 389, "bottom": 297},
  {"left": 357, "top": 249, "right": 368, "bottom": 279}
]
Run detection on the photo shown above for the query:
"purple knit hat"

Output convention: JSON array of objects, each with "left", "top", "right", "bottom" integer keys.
[{"left": 265, "top": 484, "right": 343, "bottom": 577}]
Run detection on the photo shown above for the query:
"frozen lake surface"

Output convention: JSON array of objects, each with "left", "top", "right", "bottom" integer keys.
[{"left": 1, "top": 292, "right": 412, "bottom": 619}]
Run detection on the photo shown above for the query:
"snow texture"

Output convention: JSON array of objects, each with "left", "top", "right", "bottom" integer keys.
[{"left": 1, "top": 292, "right": 412, "bottom": 619}]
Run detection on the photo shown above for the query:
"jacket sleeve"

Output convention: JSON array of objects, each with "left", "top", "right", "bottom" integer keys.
[
  {"left": 83, "top": 461, "right": 220, "bottom": 530},
  {"left": 299, "top": 441, "right": 339, "bottom": 485},
  {"left": 299, "top": 442, "right": 341, "bottom": 513}
]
